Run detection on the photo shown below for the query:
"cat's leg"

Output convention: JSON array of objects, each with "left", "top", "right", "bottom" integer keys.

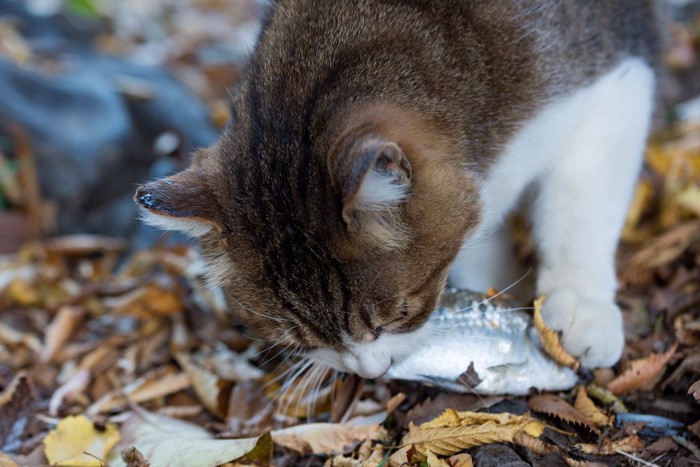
[
  {"left": 533, "top": 58, "right": 655, "bottom": 367},
  {"left": 449, "top": 222, "right": 526, "bottom": 295}
]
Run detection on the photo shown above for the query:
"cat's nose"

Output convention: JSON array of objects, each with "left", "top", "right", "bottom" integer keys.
[{"left": 342, "top": 353, "right": 391, "bottom": 379}]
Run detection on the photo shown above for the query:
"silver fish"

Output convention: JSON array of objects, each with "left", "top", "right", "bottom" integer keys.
[{"left": 384, "top": 289, "right": 579, "bottom": 395}]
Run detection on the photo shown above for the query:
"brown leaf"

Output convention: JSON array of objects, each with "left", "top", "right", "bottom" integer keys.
[
  {"left": 512, "top": 431, "right": 558, "bottom": 456},
  {"left": 121, "top": 446, "right": 151, "bottom": 467},
  {"left": 533, "top": 295, "right": 580, "bottom": 370},
  {"left": 0, "top": 374, "right": 35, "bottom": 453},
  {"left": 607, "top": 343, "right": 678, "bottom": 395},
  {"left": 40, "top": 305, "right": 85, "bottom": 363},
  {"left": 173, "top": 351, "right": 232, "bottom": 419},
  {"left": 573, "top": 386, "right": 611, "bottom": 428},
  {"left": 689, "top": 380, "right": 700, "bottom": 401},
  {"left": 528, "top": 394, "right": 599, "bottom": 434},
  {"left": 447, "top": 453, "right": 473, "bottom": 467}
]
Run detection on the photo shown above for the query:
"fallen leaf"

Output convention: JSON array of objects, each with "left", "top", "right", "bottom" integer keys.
[
  {"left": 586, "top": 384, "right": 628, "bottom": 414},
  {"left": 0, "top": 374, "right": 35, "bottom": 453},
  {"left": 271, "top": 422, "right": 384, "bottom": 455},
  {"left": 533, "top": 296, "right": 580, "bottom": 370},
  {"left": 573, "top": 386, "right": 611, "bottom": 427},
  {"left": 426, "top": 449, "right": 451, "bottom": 467},
  {"left": 108, "top": 411, "right": 260, "bottom": 467},
  {"left": 529, "top": 394, "right": 599, "bottom": 434},
  {"left": 689, "top": 380, "right": 700, "bottom": 401},
  {"left": 607, "top": 343, "right": 678, "bottom": 395},
  {"left": 87, "top": 367, "right": 190, "bottom": 416},
  {"left": 447, "top": 453, "right": 473, "bottom": 467},
  {"left": 44, "top": 415, "right": 120, "bottom": 467},
  {"left": 41, "top": 306, "right": 85, "bottom": 363},
  {"left": 0, "top": 452, "right": 19, "bottom": 467},
  {"left": 120, "top": 446, "right": 150, "bottom": 467},
  {"left": 173, "top": 351, "right": 231, "bottom": 419},
  {"left": 401, "top": 409, "right": 545, "bottom": 457}
]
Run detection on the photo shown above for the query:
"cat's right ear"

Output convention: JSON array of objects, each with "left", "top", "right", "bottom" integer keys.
[
  {"left": 134, "top": 167, "right": 220, "bottom": 238},
  {"left": 335, "top": 135, "right": 413, "bottom": 249}
]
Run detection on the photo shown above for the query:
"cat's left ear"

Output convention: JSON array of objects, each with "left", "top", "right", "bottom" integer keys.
[
  {"left": 336, "top": 136, "right": 412, "bottom": 247},
  {"left": 134, "top": 167, "right": 221, "bottom": 238}
]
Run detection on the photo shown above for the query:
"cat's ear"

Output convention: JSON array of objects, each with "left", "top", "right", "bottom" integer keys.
[
  {"left": 134, "top": 167, "right": 220, "bottom": 238},
  {"left": 337, "top": 136, "right": 412, "bottom": 248}
]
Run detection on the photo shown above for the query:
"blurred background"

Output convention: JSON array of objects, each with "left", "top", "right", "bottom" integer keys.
[{"left": 0, "top": 0, "right": 699, "bottom": 253}]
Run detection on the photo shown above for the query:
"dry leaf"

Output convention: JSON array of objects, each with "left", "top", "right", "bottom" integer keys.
[
  {"left": 586, "top": 384, "right": 628, "bottom": 414},
  {"left": 87, "top": 367, "right": 190, "bottom": 416},
  {"left": 533, "top": 296, "right": 580, "bottom": 370},
  {"left": 0, "top": 452, "right": 19, "bottom": 467},
  {"left": 271, "top": 422, "right": 384, "bottom": 455},
  {"left": 574, "top": 386, "right": 611, "bottom": 428},
  {"left": 426, "top": 449, "right": 451, "bottom": 467},
  {"left": 512, "top": 431, "right": 558, "bottom": 456},
  {"left": 44, "top": 415, "right": 120, "bottom": 467},
  {"left": 173, "top": 351, "right": 231, "bottom": 419},
  {"left": 447, "top": 453, "right": 473, "bottom": 467},
  {"left": 529, "top": 394, "right": 598, "bottom": 434},
  {"left": 0, "top": 374, "right": 35, "bottom": 453},
  {"left": 108, "top": 411, "right": 260, "bottom": 467},
  {"left": 607, "top": 343, "right": 678, "bottom": 395},
  {"left": 402, "top": 420, "right": 519, "bottom": 456},
  {"left": 689, "top": 380, "right": 700, "bottom": 401},
  {"left": 576, "top": 435, "right": 643, "bottom": 455},
  {"left": 41, "top": 306, "right": 85, "bottom": 363}
]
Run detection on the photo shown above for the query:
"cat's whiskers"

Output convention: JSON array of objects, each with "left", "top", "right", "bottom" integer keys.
[{"left": 225, "top": 290, "right": 294, "bottom": 325}]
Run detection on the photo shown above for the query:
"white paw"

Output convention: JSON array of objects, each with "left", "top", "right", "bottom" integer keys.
[{"left": 541, "top": 288, "right": 624, "bottom": 368}]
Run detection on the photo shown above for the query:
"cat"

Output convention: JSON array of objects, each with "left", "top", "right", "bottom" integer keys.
[{"left": 135, "top": 0, "right": 662, "bottom": 378}]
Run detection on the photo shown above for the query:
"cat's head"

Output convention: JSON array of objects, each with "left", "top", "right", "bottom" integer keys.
[
  {"left": 134, "top": 0, "right": 486, "bottom": 376},
  {"left": 135, "top": 101, "right": 480, "bottom": 378}
]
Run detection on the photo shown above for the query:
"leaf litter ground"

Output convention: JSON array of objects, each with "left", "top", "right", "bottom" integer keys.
[{"left": 0, "top": 116, "right": 698, "bottom": 467}]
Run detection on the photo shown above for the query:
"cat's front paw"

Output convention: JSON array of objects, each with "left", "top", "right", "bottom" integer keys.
[{"left": 540, "top": 288, "right": 624, "bottom": 368}]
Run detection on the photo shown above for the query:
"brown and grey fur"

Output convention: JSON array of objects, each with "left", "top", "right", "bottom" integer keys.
[{"left": 136, "top": 1, "right": 662, "bottom": 357}]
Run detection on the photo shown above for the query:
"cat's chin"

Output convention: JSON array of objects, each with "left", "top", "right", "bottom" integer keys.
[{"left": 307, "top": 326, "right": 431, "bottom": 379}]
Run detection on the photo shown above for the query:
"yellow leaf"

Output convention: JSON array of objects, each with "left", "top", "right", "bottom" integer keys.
[
  {"left": 533, "top": 296, "right": 580, "bottom": 370},
  {"left": 44, "top": 415, "right": 120, "bottom": 467},
  {"left": 402, "top": 420, "right": 518, "bottom": 456},
  {"left": 677, "top": 185, "right": 700, "bottom": 217},
  {"left": 421, "top": 409, "right": 521, "bottom": 429},
  {"left": 573, "top": 385, "right": 610, "bottom": 427},
  {"left": 426, "top": 449, "right": 451, "bottom": 467}
]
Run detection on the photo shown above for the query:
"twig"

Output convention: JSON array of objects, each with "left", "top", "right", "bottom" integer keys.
[{"left": 614, "top": 449, "right": 660, "bottom": 467}]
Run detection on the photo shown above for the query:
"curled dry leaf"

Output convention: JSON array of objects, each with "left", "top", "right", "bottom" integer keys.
[
  {"left": 44, "top": 415, "right": 120, "bottom": 467},
  {"left": 533, "top": 296, "right": 580, "bottom": 370},
  {"left": 271, "top": 422, "right": 384, "bottom": 455},
  {"left": 173, "top": 351, "right": 231, "bottom": 419},
  {"left": 573, "top": 386, "right": 611, "bottom": 428},
  {"left": 607, "top": 343, "right": 678, "bottom": 395},
  {"left": 513, "top": 431, "right": 558, "bottom": 456},
  {"left": 528, "top": 394, "right": 599, "bottom": 434}
]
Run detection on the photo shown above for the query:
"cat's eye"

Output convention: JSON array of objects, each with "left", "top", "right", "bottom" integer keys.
[{"left": 373, "top": 300, "right": 410, "bottom": 335}]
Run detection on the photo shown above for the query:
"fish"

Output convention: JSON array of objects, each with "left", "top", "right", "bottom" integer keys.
[{"left": 384, "top": 288, "right": 579, "bottom": 395}]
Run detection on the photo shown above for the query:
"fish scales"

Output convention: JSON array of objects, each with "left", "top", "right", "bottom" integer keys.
[{"left": 385, "top": 289, "right": 579, "bottom": 395}]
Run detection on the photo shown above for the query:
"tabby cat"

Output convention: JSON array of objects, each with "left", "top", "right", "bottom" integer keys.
[{"left": 136, "top": 0, "right": 662, "bottom": 378}]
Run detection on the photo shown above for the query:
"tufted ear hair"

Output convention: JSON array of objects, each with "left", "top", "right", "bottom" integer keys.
[
  {"left": 134, "top": 167, "right": 220, "bottom": 238},
  {"left": 335, "top": 135, "right": 412, "bottom": 249}
]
